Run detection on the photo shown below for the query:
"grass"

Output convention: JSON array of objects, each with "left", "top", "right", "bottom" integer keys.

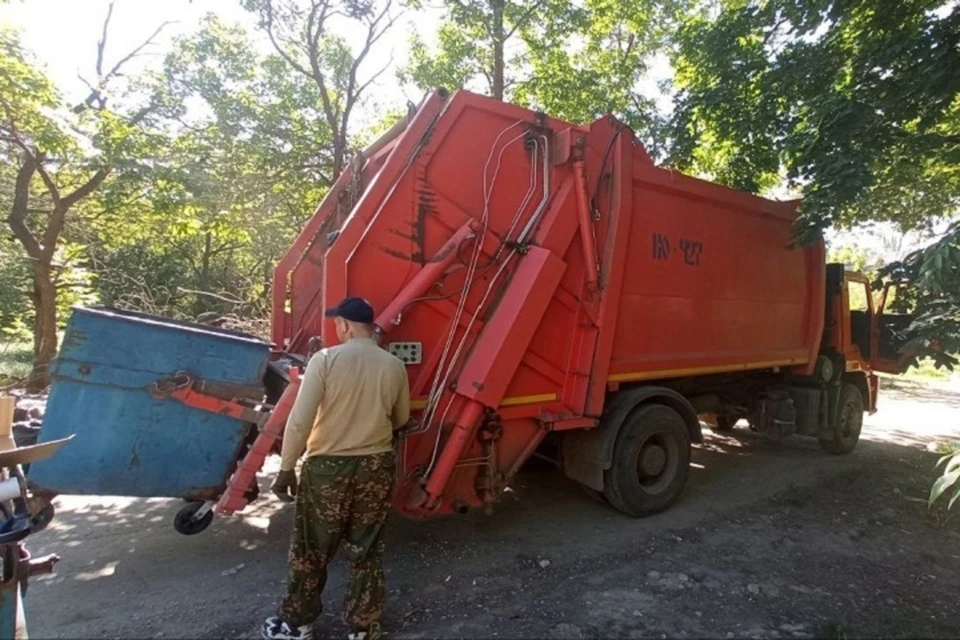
[
  {"left": 0, "top": 337, "right": 32, "bottom": 388},
  {"left": 900, "top": 357, "right": 960, "bottom": 383}
]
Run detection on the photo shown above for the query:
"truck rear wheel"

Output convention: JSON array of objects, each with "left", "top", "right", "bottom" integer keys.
[
  {"left": 818, "top": 383, "right": 863, "bottom": 455},
  {"left": 603, "top": 404, "right": 691, "bottom": 517}
]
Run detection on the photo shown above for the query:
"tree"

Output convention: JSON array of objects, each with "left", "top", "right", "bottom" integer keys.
[
  {"left": 0, "top": 8, "right": 167, "bottom": 391},
  {"left": 241, "top": 0, "right": 401, "bottom": 191},
  {"left": 402, "top": 0, "right": 680, "bottom": 151},
  {"left": 76, "top": 16, "right": 336, "bottom": 326},
  {"left": 668, "top": 0, "right": 959, "bottom": 237},
  {"left": 69, "top": 15, "right": 333, "bottom": 330},
  {"left": 403, "top": 0, "right": 556, "bottom": 100}
]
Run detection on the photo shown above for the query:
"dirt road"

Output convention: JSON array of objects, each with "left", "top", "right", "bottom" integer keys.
[{"left": 26, "top": 381, "right": 960, "bottom": 639}]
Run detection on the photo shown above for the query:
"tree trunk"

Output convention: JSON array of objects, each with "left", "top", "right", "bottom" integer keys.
[
  {"left": 27, "top": 262, "right": 58, "bottom": 393},
  {"left": 491, "top": 0, "right": 505, "bottom": 100},
  {"left": 8, "top": 156, "right": 111, "bottom": 392},
  {"left": 193, "top": 231, "right": 214, "bottom": 317},
  {"left": 332, "top": 136, "right": 345, "bottom": 183}
]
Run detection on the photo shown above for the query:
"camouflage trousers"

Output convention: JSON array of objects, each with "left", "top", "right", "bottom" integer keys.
[{"left": 278, "top": 452, "right": 395, "bottom": 630}]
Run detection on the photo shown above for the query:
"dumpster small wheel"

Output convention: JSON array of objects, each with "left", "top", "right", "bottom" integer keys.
[
  {"left": 174, "top": 501, "right": 214, "bottom": 535},
  {"left": 30, "top": 503, "right": 55, "bottom": 533}
]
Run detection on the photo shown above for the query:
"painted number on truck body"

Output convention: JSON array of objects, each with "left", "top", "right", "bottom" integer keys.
[{"left": 652, "top": 233, "right": 702, "bottom": 267}]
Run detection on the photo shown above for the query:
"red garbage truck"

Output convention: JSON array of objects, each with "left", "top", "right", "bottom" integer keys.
[
  {"left": 240, "top": 88, "right": 911, "bottom": 523},
  {"left": 31, "top": 89, "right": 912, "bottom": 534}
]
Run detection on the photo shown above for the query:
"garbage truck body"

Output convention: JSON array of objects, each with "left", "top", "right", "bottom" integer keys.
[
  {"left": 267, "top": 89, "right": 910, "bottom": 519},
  {"left": 29, "top": 89, "right": 912, "bottom": 531}
]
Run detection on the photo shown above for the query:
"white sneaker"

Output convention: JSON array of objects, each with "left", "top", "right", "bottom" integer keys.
[
  {"left": 347, "top": 621, "right": 383, "bottom": 640},
  {"left": 262, "top": 616, "right": 313, "bottom": 640}
]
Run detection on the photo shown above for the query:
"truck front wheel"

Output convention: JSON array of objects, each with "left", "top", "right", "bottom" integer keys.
[
  {"left": 818, "top": 383, "right": 864, "bottom": 455},
  {"left": 603, "top": 404, "right": 691, "bottom": 517}
]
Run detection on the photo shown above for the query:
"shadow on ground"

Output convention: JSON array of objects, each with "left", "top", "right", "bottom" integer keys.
[{"left": 23, "top": 385, "right": 960, "bottom": 639}]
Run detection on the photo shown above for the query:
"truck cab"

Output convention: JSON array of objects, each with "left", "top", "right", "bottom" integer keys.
[{"left": 823, "top": 263, "right": 914, "bottom": 383}]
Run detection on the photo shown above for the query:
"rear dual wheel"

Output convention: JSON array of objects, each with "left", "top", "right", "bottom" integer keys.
[{"left": 603, "top": 404, "right": 691, "bottom": 517}]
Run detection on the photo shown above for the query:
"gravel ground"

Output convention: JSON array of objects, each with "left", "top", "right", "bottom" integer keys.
[{"left": 21, "top": 380, "right": 960, "bottom": 639}]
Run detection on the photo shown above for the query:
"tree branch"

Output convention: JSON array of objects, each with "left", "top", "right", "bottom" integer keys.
[
  {"left": 8, "top": 158, "right": 43, "bottom": 261},
  {"left": 352, "top": 52, "right": 395, "bottom": 106},
  {"left": 32, "top": 158, "right": 61, "bottom": 206},
  {"left": 103, "top": 21, "right": 173, "bottom": 82},
  {"left": 262, "top": 0, "right": 314, "bottom": 78},
  {"left": 346, "top": 0, "right": 398, "bottom": 104},
  {"left": 208, "top": 243, "right": 247, "bottom": 257},
  {"left": 177, "top": 287, "right": 247, "bottom": 305},
  {"left": 62, "top": 167, "right": 111, "bottom": 210},
  {"left": 96, "top": 1, "right": 115, "bottom": 79},
  {"left": 504, "top": 0, "right": 545, "bottom": 40},
  {"left": 304, "top": 0, "right": 340, "bottom": 131},
  {"left": 78, "top": 3, "right": 172, "bottom": 113}
]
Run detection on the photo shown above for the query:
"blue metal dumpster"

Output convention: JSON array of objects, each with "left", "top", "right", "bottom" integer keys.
[{"left": 28, "top": 307, "right": 271, "bottom": 531}]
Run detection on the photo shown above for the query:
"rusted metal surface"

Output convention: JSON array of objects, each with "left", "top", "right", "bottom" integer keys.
[{"left": 29, "top": 307, "right": 270, "bottom": 501}]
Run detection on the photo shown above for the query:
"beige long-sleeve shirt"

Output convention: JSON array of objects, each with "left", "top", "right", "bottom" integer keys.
[{"left": 280, "top": 337, "right": 410, "bottom": 470}]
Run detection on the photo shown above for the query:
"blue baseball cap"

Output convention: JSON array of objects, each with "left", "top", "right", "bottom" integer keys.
[{"left": 324, "top": 296, "right": 375, "bottom": 324}]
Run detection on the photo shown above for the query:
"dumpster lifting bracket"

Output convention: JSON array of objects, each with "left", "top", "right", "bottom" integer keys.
[{"left": 149, "top": 372, "right": 268, "bottom": 427}]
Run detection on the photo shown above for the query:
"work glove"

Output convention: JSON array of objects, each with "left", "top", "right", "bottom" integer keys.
[{"left": 272, "top": 469, "right": 298, "bottom": 503}]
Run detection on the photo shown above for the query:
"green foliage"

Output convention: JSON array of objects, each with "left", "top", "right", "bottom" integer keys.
[
  {"left": 930, "top": 448, "right": 960, "bottom": 510},
  {"left": 0, "top": 12, "right": 338, "bottom": 358},
  {"left": 828, "top": 243, "right": 874, "bottom": 277},
  {"left": 877, "top": 222, "right": 960, "bottom": 370},
  {"left": 402, "top": 0, "right": 679, "bottom": 150},
  {"left": 0, "top": 28, "right": 67, "bottom": 154},
  {"left": 669, "top": 0, "right": 960, "bottom": 236},
  {"left": 0, "top": 236, "right": 31, "bottom": 341},
  {"left": 240, "top": 0, "right": 401, "bottom": 176},
  {"left": 0, "top": 338, "right": 32, "bottom": 389},
  {"left": 86, "top": 16, "right": 335, "bottom": 320}
]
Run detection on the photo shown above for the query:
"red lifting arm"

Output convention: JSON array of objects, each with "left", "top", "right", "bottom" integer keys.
[{"left": 573, "top": 160, "right": 600, "bottom": 291}]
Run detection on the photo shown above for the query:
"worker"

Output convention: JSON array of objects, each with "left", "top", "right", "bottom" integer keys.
[{"left": 261, "top": 296, "right": 411, "bottom": 640}]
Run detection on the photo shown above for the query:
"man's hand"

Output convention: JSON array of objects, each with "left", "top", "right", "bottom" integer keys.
[
  {"left": 392, "top": 418, "right": 419, "bottom": 445},
  {"left": 272, "top": 469, "right": 298, "bottom": 503}
]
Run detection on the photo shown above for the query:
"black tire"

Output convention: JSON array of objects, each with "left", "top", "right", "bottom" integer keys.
[
  {"left": 603, "top": 404, "right": 691, "bottom": 517},
  {"left": 174, "top": 501, "right": 214, "bottom": 535},
  {"left": 818, "top": 383, "right": 864, "bottom": 455},
  {"left": 713, "top": 416, "right": 737, "bottom": 432}
]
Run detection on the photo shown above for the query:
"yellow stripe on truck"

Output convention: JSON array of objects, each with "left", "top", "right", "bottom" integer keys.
[
  {"left": 607, "top": 359, "right": 803, "bottom": 383},
  {"left": 410, "top": 393, "right": 558, "bottom": 411}
]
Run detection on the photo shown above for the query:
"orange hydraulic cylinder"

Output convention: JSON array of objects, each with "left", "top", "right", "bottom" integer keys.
[
  {"left": 573, "top": 160, "right": 599, "bottom": 290},
  {"left": 420, "top": 399, "right": 485, "bottom": 509},
  {"left": 216, "top": 368, "right": 301, "bottom": 515},
  {"left": 375, "top": 220, "right": 478, "bottom": 333}
]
